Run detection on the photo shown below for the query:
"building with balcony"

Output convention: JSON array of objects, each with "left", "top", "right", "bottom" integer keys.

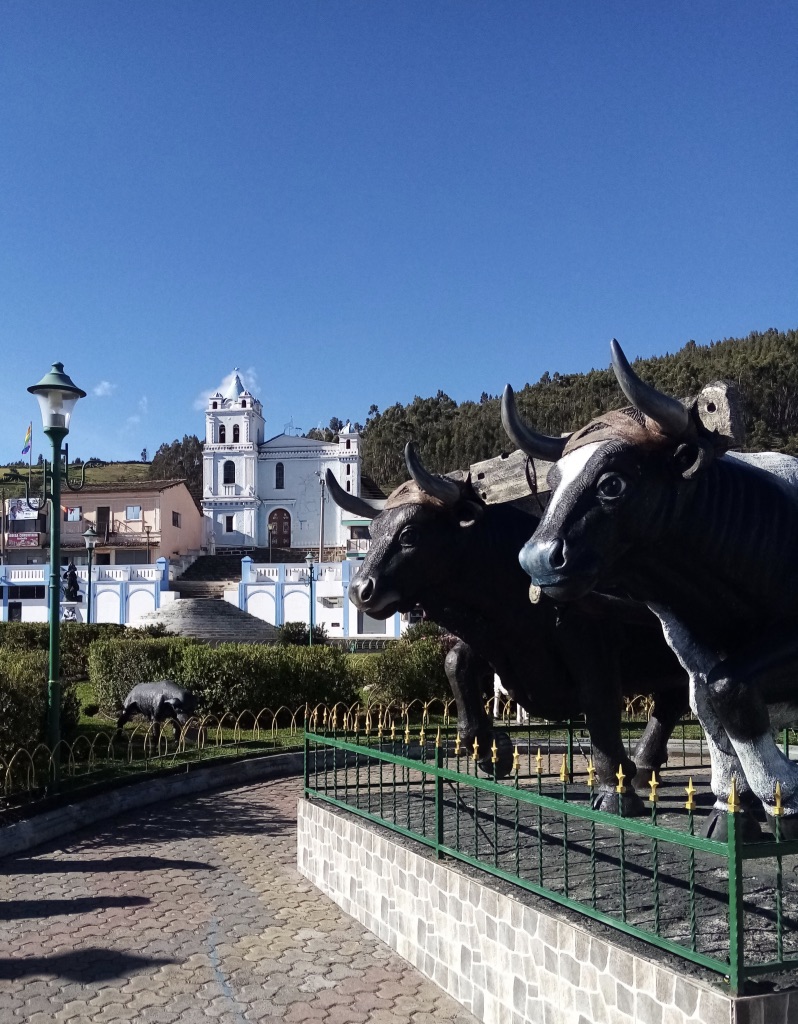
[
  {"left": 1, "top": 479, "right": 207, "bottom": 568},
  {"left": 202, "top": 370, "right": 384, "bottom": 557}
]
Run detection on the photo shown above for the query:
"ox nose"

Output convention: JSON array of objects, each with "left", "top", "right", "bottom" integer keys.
[
  {"left": 350, "top": 575, "right": 375, "bottom": 606},
  {"left": 519, "top": 537, "right": 567, "bottom": 584}
]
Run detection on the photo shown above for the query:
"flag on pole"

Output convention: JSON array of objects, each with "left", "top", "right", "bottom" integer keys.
[{"left": 21, "top": 423, "right": 32, "bottom": 456}]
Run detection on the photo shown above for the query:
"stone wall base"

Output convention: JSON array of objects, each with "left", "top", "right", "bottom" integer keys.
[{"left": 297, "top": 797, "right": 795, "bottom": 1024}]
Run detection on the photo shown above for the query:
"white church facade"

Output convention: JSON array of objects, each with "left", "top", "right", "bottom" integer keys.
[{"left": 201, "top": 371, "right": 378, "bottom": 557}]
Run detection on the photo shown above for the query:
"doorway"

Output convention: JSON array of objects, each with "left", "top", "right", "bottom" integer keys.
[{"left": 268, "top": 508, "right": 291, "bottom": 549}]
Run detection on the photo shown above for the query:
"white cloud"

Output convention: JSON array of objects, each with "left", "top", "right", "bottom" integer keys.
[
  {"left": 193, "top": 366, "right": 259, "bottom": 410},
  {"left": 125, "top": 395, "right": 149, "bottom": 429},
  {"left": 93, "top": 380, "right": 116, "bottom": 397}
]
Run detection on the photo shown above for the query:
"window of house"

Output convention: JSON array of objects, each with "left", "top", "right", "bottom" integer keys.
[
  {"left": 223, "top": 461, "right": 235, "bottom": 485},
  {"left": 8, "top": 585, "right": 46, "bottom": 600},
  {"left": 172, "top": 511, "right": 181, "bottom": 528},
  {"left": 225, "top": 515, "right": 234, "bottom": 532},
  {"left": 275, "top": 462, "right": 284, "bottom": 489},
  {"left": 64, "top": 506, "right": 81, "bottom": 522},
  {"left": 233, "top": 425, "right": 240, "bottom": 442},
  {"left": 219, "top": 425, "right": 226, "bottom": 443},
  {"left": 126, "top": 505, "right": 142, "bottom": 521}
]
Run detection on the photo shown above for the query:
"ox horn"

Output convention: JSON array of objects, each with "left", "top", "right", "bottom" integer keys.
[
  {"left": 404, "top": 442, "right": 462, "bottom": 506},
  {"left": 325, "top": 469, "right": 378, "bottom": 519},
  {"left": 501, "top": 384, "right": 568, "bottom": 461},
  {"left": 610, "top": 339, "right": 690, "bottom": 438}
]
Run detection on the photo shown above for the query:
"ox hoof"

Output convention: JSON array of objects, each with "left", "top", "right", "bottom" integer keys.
[
  {"left": 476, "top": 730, "right": 515, "bottom": 779},
  {"left": 702, "top": 808, "right": 764, "bottom": 843},
  {"left": 592, "top": 789, "right": 646, "bottom": 817},
  {"left": 766, "top": 814, "right": 798, "bottom": 841}
]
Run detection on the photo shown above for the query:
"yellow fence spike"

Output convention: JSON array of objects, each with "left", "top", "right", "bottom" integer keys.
[
  {"left": 454, "top": 733, "right": 462, "bottom": 756},
  {"left": 586, "top": 759, "right": 596, "bottom": 789},
  {"left": 419, "top": 726, "right": 426, "bottom": 746},
  {"left": 648, "top": 771, "right": 660, "bottom": 804},
  {"left": 685, "top": 777, "right": 697, "bottom": 812},
  {"left": 491, "top": 740, "right": 498, "bottom": 765},
  {"left": 435, "top": 726, "right": 441, "bottom": 749},
  {"left": 774, "top": 781, "right": 785, "bottom": 817},
  {"left": 512, "top": 746, "right": 520, "bottom": 774},
  {"left": 472, "top": 737, "right": 480, "bottom": 762},
  {"left": 615, "top": 764, "right": 626, "bottom": 795},
  {"left": 559, "top": 754, "right": 569, "bottom": 783},
  {"left": 535, "top": 748, "right": 543, "bottom": 776},
  {"left": 404, "top": 722, "right": 410, "bottom": 744},
  {"left": 726, "top": 776, "right": 741, "bottom": 814}
]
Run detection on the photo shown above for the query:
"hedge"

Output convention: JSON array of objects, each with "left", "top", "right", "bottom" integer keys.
[
  {"left": 89, "top": 637, "right": 358, "bottom": 714},
  {"left": 355, "top": 638, "right": 449, "bottom": 705},
  {"left": 0, "top": 622, "right": 127, "bottom": 681},
  {"left": 0, "top": 648, "right": 80, "bottom": 756}
]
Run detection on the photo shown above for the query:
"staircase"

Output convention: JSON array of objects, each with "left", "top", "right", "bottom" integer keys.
[{"left": 136, "top": 598, "right": 280, "bottom": 645}]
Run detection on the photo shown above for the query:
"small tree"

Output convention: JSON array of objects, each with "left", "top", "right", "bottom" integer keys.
[
  {"left": 140, "top": 448, "right": 148, "bottom": 462},
  {"left": 277, "top": 621, "right": 329, "bottom": 646}
]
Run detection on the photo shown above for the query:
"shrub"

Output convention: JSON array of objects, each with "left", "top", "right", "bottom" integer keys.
[
  {"left": 0, "top": 649, "right": 80, "bottom": 755},
  {"left": 357, "top": 638, "right": 448, "bottom": 706},
  {"left": 0, "top": 622, "right": 127, "bottom": 681},
  {"left": 277, "top": 621, "right": 329, "bottom": 646}
]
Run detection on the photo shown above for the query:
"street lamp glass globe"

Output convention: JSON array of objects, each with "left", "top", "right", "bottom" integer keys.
[
  {"left": 28, "top": 363, "right": 87, "bottom": 432},
  {"left": 83, "top": 527, "right": 98, "bottom": 551}
]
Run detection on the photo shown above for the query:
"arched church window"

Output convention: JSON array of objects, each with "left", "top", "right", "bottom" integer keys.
[
  {"left": 242, "top": 400, "right": 246, "bottom": 408},
  {"left": 346, "top": 439, "right": 351, "bottom": 450},
  {"left": 212, "top": 401, "right": 217, "bottom": 410},
  {"left": 276, "top": 463, "right": 284, "bottom": 489},
  {"left": 219, "top": 425, "right": 226, "bottom": 444},
  {"left": 233, "top": 425, "right": 240, "bottom": 443},
  {"left": 223, "top": 461, "right": 236, "bottom": 485},
  {"left": 346, "top": 464, "right": 351, "bottom": 475}
]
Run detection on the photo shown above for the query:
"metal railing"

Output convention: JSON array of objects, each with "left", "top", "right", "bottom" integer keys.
[{"left": 304, "top": 705, "right": 798, "bottom": 996}]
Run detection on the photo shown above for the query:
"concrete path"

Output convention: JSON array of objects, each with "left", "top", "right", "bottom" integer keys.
[{"left": 0, "top": 776, "right": 478, "bottom": 1024}]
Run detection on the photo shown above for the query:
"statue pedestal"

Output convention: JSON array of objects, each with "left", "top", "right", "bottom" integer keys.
[{"left": 61, "top": 601, "right": 83, "bottom": 623}]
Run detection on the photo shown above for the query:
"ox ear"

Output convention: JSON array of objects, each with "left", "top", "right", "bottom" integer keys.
[
  {"left": 673, "top": 440, "right": 712, "bottom": 479},
  {"left": 452, "top": 474, "right": 485, "bottom": 528}
]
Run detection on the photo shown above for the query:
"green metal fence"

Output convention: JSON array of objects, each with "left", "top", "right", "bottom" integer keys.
[{"left": 304, "top": 711, "right": 798, "bottom": 996}]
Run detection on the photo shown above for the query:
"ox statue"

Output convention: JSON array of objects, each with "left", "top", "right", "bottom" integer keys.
[
  {"left": 116, "top": 681, "right": 198, "bottom": 738},
  {"left": 327, "top": 447, "right": 688, "bottom": 814},
  {"left": 504, "top": 339, "right": 798, "bottom": 839}
]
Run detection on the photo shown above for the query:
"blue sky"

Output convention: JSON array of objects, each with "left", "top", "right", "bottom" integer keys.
[{"left": 2, "top": 2, "right": 796, "bottom": 465}]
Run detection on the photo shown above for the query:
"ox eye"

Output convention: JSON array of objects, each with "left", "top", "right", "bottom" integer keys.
[
  {"left": 399, "top": 526, "right": 419, "bottom": 546},
  {"left": 596, "top": 473, "right": 627, "bottom": 500}
]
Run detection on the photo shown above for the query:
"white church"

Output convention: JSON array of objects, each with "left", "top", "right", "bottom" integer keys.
[{"left": 201, "top": 370, "right": 379, "bottom": 558}]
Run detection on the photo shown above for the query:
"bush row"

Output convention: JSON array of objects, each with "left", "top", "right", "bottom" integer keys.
[
  {"left": 0, "top": 649, "right": 80, "bottom": 756},
  {"left": 88, "top": 635, "right": 450, "bottom": 715},
  {"left": 0, "top": 622, "right": 127, "bottom": 681}
]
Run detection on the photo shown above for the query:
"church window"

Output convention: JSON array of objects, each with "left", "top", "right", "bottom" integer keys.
[
  {"left": 346, "top": 482, "right": 351, "bottom": 492},
  {"left": 276, "top": 463, "right": 284, "bottom": 489},
  {"left": 233, "top": 425, "right": 240, "bottom": 443},
  {"left": 212, "top": 401, "right": 217, "bottom": 409},
  {"left": 346, "top": 439, "right": 351, "bottom": 450},
  {"left": 225, "top": 515, "right": 234, "bottom": 533},
  {"left": 346, "top": 464, "right": 351, "bottom": 475},
  {"left": 219, "top": 425, "right": 226, "bottom": 443},
  {"left": 242, "top": 400, "right": 246, "bottom": 408},
  {"left": 223, "top": 461, "right": 236, "bottom": 485}
]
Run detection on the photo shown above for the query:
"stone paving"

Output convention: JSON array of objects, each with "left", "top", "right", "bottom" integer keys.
[{"left": 0, "top": 776, "right": 478, "bottom": 1024}]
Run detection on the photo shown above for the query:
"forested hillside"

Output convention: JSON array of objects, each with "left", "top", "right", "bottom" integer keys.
[{"left": 361, "top": 328, "right": 798, "bottom": 491}]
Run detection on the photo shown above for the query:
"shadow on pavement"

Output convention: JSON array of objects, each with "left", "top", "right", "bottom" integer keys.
[
  {"left": 5, "top": 855, "right": 217, "bottom": 874},
  {"left": 0, "top": 895, "right": 149, "bottom": 920},
  {"left": 0, "top": 947, "right": 175, "bottom": 981}
]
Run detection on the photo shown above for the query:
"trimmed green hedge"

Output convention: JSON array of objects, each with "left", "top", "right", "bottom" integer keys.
[
  {"left": 0, "top": 649, "right": 80, "bottom": 756},
  {"left": 89, "top": 637, "right": 357, "bottom": 714},
  {"left": 0, "top": 622, "right": 127, "bottom": 681},
  {"left": 354, "top": 638, "right": 449, "bottom": 705}
]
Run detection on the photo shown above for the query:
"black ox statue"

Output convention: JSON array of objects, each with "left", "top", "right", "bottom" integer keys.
[
  {"left": 327, "top": 446, "right": 689, "bottom": 815},
  {"left": 116, "top": 681, "right": 198, "bottom": 738},
  {"left": 504, "top": 339, "right": 798, "bottom": 839}
]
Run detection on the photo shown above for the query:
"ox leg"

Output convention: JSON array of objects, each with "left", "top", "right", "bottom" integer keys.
[
  {"left": 445, "top": 642, "right": 513, "bottom": 778},
  {"left": 631, "top": 688, "right": 689, "bottom": 790},
  {"left": 653, "top": 608, "right": 764, "bottom": 841},
  {"left": 115, "top": 703, "right": 137, "bottom": 738},
  {"left": 555, "top": 617, "right": 646, "bottom": 815}
]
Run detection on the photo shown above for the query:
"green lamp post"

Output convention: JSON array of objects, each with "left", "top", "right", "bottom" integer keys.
[
  {"left": 27, "top": 363, "right": 87, "bottom": 758},
  {"left": 305, "top": 552, "right": 316, "bottom": 647}
]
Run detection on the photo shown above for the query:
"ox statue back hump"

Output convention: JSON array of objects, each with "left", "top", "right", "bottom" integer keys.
[
  {"left": 505, "top": 339, "right": 798, "bottom": 839},
  {"left": 327, "top": 445, "right": 688, "bottom": 815}
]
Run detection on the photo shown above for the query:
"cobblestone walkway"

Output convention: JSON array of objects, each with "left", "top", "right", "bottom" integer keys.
[{"left": 0, "top": 776, "right": 478, "bottom": 1024}]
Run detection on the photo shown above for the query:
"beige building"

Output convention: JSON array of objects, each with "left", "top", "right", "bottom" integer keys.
[{"left": 3, "top": 479, "right": 207, "bottom": 567}]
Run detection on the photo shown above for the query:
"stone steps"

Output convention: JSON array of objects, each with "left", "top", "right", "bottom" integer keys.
[{"left": 135, "top": 598, "right": 280, "bottom": 645}]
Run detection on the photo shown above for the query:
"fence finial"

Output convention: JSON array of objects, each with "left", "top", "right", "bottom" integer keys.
[
  {"left": 491, "top": 740, "right": 499, "bottom": 765},
  {"left": 454, "top": 733, "right": 461, "bottom": 756},
  {"left": 586, "top": 759, "right": 596, "bottom": 789},
  {"left": 774, "top": 781, "right": 784, "bottom": 817},
  {"left": 435, "top": 726, "right": 441, "bottom": 749},
  {"left": 727, "top": 776, "right": 740, "bottom": 814},
  {"left": 472, "top": 737, "right": 480, "bottom": 762},
  {"left": 559, "top": 753, "right": 569, "bottom": 783},
  {"left": 535, "top": 748, "right": 543, "bottom": 776},
  {"left": 615, "top": 765, "right": 626, "bottom": 795},
  {"left": 512, "top": 746, "right": 520, "bottom": 774},
  {"left": 685, "top": 777, "right": 697, "bottom": 812},
  {"left": 648, "top": 771, "right": 660, "bottom": 804}
]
